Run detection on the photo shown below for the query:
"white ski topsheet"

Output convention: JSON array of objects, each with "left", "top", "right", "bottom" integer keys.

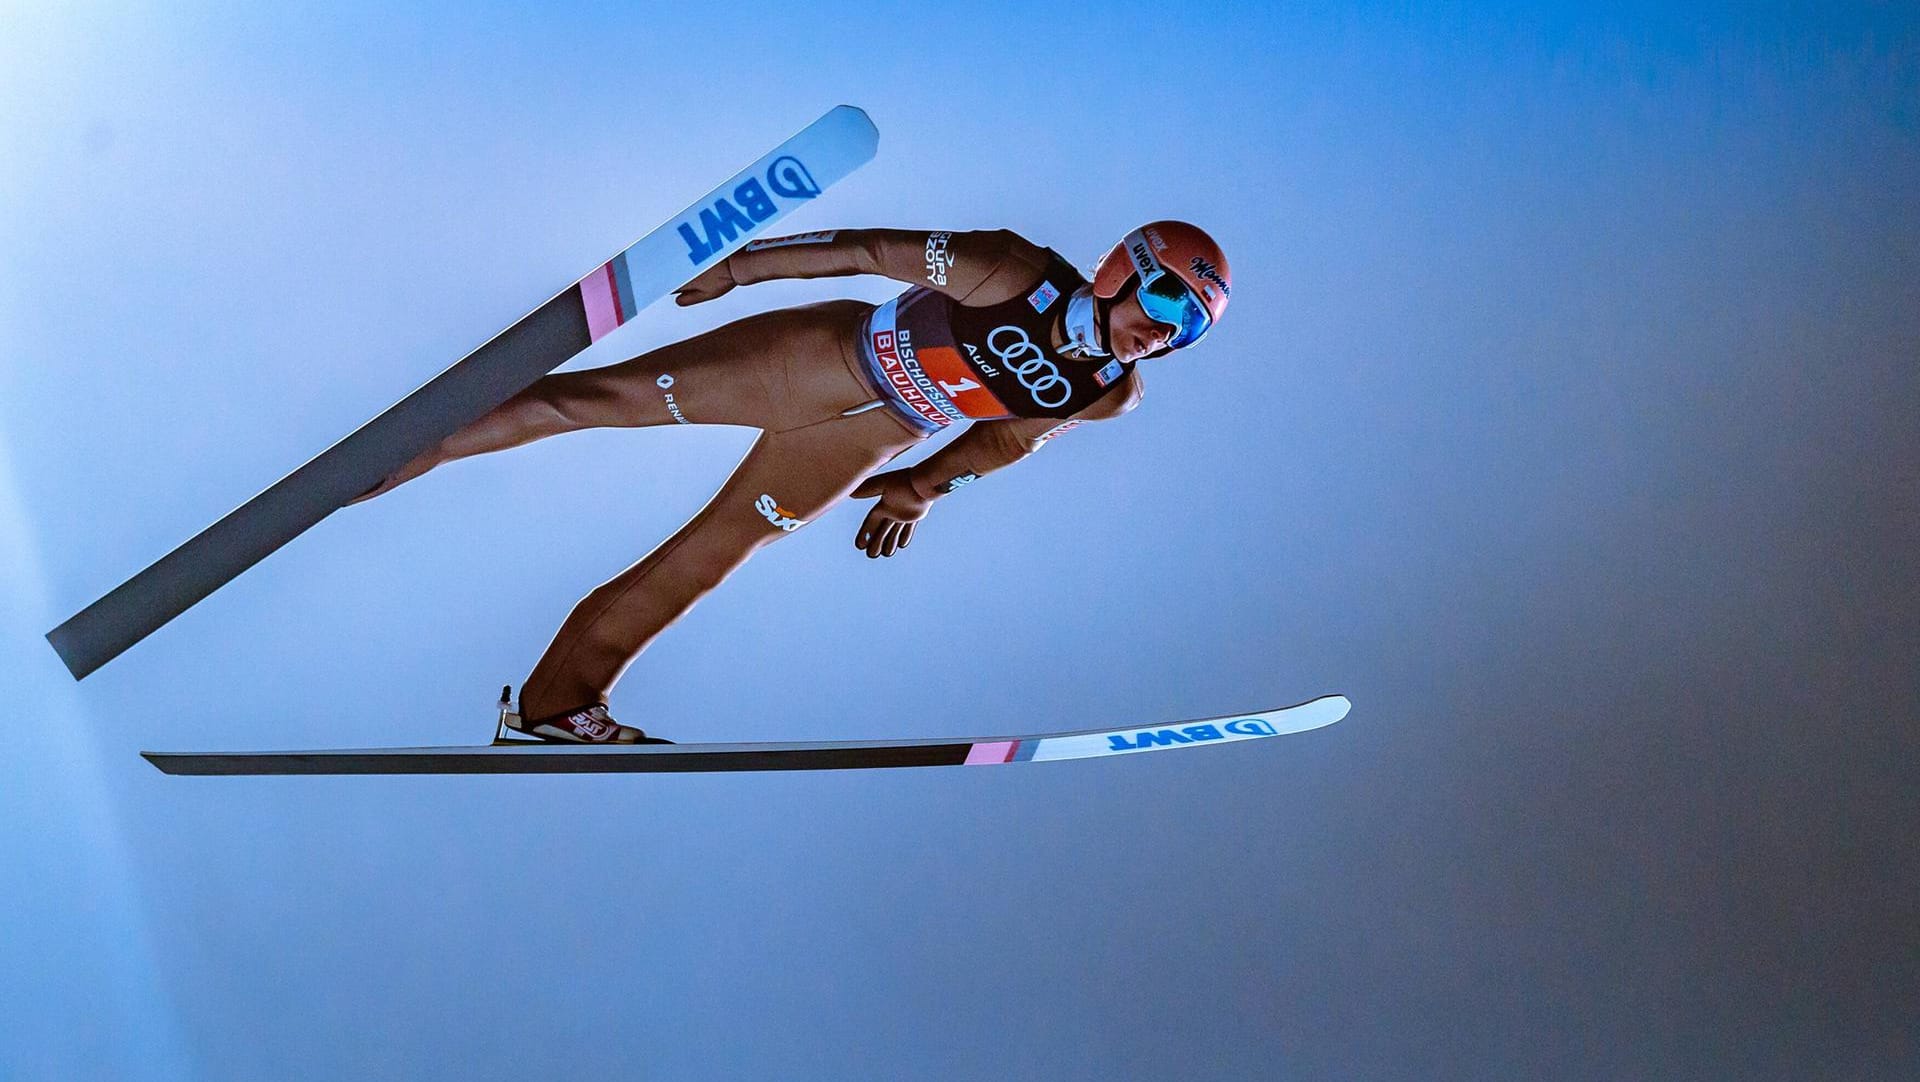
[{"left": 980, "top": 694, "right": 1350, "bottom": 764}]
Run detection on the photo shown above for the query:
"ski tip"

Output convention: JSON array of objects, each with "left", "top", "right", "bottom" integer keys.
[
  {"left": 1270, "top": 693, "right": 1350, "bottom": 735},
  {"left": 821, "top": 104, "right": 879, "bottom": 144}
]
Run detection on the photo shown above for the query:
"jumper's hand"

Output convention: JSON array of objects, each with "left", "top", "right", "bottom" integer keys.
[
  {"left": 852, "top": 469, "right": 932, "bottom": 558},
  {"left": 673, "top": 262, "right": 737, "bottom": 306}
]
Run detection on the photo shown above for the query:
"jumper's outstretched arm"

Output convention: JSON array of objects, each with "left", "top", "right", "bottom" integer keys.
[{"left": 674, "top": 228, "right": 1056, "bottom": 308}]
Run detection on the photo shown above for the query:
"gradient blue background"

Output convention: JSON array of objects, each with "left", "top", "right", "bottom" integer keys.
[{"left": 3, "top": 3, "right": 1916, "bottom": 1079}]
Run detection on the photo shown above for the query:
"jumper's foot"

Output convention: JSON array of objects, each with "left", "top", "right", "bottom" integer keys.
[{"left": 492, "top": 686, "right": 674, "bottom": 746}]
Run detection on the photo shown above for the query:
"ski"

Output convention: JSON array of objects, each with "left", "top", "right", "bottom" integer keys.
[
  {"left": 142, "top": 695, "right": 1349, "bottom": 776},
  {"left": 48, "top": 105, "right": 880, "bottom": 681}
]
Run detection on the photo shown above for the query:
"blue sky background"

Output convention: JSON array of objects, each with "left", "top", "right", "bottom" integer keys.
[{"left": 3, "top": 2, "right": 1916, "bottom": 1078}]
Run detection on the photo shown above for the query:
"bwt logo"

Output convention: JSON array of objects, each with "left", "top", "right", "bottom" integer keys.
[
  {"left": 1188, "top": 257, "right": 1231, "bottom": 299},
  {"left": 678, "top": 155, "right": 821, "bottom": 265},
  {"left": 1105, "top": 718, "right": 1277, "bottom": 752}
]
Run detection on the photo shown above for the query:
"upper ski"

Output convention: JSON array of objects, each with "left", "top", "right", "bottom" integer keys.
[{"left": 48, "top": 106, "right": 880, "bottom": 680}]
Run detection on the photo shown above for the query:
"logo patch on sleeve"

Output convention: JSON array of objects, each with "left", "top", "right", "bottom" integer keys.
[
  {"left": 924, "top": 231, "right": 955, "bottom": 286},
  {"left": 744, "top": 230, "right": 838, "bottom": 252},
  {"left": 936, "top": 471, "right": 979, "bottom": 494},
  {"left": 1093, "top": 359, "right": 1124, "bottom": 387},
  {"left": 1027, "top": 281, "right": 1060, "bottom": 312}
]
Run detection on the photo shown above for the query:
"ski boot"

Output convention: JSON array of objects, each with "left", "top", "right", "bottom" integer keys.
[{"left": 493, "top": 686, "right": 673, "bottom": 745}]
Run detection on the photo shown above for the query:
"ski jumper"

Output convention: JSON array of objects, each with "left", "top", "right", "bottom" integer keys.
[{"left": 514, "top": 229, "right": 1144, "bottom": 720}]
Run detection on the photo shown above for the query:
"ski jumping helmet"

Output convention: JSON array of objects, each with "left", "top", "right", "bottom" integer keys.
[{"left": 1092, "top": 220, "right": 1231, "bottom": 351}]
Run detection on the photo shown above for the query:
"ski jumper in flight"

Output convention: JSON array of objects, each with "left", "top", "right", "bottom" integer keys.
[{"left": 355, "top": 221, "right": 1233, "bottom": 743}]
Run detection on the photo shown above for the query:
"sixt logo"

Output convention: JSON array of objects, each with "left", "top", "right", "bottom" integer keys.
[
  {"left": 754, "top": 493, "right": 805, "bottom": 532},
  {"left": 677, "top": 156, "right": 821, "bottom": 266},
  {"left": 1105, "top": 718, "right": 1277, "bottom": 752},
  {"left": 1188, "top": 257, "right": 1230, "bottom": 299}
]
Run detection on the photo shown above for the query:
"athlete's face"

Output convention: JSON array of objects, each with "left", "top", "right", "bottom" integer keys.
[{"left": 1106, "top": 287, "right": 1179, "bottom": 362}]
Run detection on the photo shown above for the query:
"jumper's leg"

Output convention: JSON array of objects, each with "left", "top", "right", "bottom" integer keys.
[
  {"left": 354, "top": 300, "right": 875, "bottom": 502},
  {"left": 517, "top": 407, "right": 922, "bottom": 722}
]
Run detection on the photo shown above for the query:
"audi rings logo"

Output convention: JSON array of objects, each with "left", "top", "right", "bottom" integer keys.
[{"left": 986, "top": 326, "right": 1071, "bottom": 408}]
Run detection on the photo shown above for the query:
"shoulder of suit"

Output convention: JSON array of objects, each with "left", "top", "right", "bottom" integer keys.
[
  {"left": 1082, "top": 369, "right": 1144, "bottom": 421},
  {"left": 974, "top": 229, "right": 1051, "bottom": 267},
  {"left": 955, "top": 230, "right": 1057, "bottom": 305}
]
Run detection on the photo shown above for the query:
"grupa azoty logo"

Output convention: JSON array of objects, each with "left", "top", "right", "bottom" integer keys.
[{"left": 677, "top": 155, "right": 821, "bottom": 265}]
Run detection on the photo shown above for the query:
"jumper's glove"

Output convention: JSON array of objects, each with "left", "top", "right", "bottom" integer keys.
[
  {"left": 673, "top": 260, "right": 738, "bottom": 306},
  {"left": 851, "top": 469, "right": 933, "bottom": 558}
]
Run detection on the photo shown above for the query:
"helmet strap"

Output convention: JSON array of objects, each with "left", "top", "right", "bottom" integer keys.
[{"left": 1062, "top": 285, "right": 1110, "bottom": 358}]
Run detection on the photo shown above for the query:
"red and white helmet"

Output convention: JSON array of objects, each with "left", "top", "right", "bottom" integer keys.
[{"left": 1092, "top": 220, "right": 1232, "bottom": 349}]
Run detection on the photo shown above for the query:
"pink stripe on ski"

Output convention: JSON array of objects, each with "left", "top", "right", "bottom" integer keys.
[
  {"left": 965, "top": 740, "right": 1018, "bottom": 765},
  {"left": 579, "top": 262, "right": 622, "bottom": 342}
]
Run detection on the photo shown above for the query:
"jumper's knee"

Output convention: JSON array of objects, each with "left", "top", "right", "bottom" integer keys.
[
  {"left": 531, "top": 370, "right": 637, "bottom": 430},
  {"left": 678, "top": 548, "right": 752, "bottom": 599}
]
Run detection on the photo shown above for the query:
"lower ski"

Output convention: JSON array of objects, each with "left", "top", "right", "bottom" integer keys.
[{"left": 142, "top": 695, "right": 1350, "bottom": 776}]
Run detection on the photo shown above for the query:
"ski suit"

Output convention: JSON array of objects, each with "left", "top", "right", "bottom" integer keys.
[{"left": 511, "top": 228, "right": 1144, "bottom": 720}]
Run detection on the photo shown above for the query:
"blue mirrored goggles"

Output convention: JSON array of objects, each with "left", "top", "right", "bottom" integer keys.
[{"left": 1134, "top": 269, "right": 1213, "bottom": 349}]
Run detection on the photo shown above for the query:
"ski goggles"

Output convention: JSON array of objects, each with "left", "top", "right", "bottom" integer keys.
[
  {"left": 1122, "top": 229, "right": 1213, "bottom": 349},
  {"left": 1133, "top": 268, "right": 1213, "bottom": 349}
]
